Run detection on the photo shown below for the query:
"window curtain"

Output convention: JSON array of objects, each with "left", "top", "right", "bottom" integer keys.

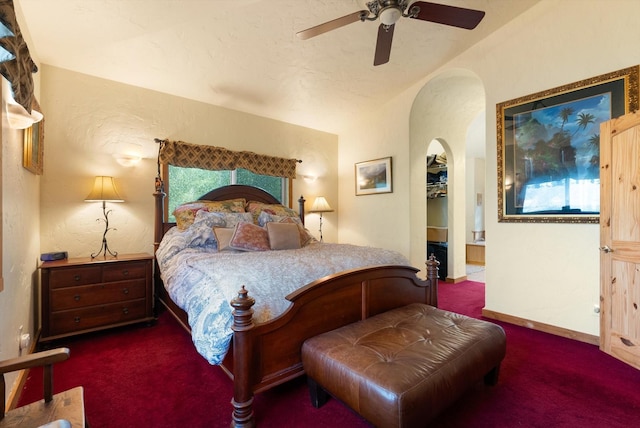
[
  {"left": 156, "top": 139, "right": 300, "bottom": 179},
  {"left": 0, "top": 0, "right": 38, "bottom": 113}
]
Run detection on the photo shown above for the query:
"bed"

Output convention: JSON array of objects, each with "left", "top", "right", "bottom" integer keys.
[{"left": 153, "top": 184, "right": 439, "bottom": 427}]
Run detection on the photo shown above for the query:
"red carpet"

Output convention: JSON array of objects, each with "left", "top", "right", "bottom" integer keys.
[{"left": 18, "top": 280, "right": 640, "bottom": 427}]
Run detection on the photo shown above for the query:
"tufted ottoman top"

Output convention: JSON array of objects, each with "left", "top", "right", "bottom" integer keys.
[{"left": 302, "top": 303, "right": 506, "bottom": 427}]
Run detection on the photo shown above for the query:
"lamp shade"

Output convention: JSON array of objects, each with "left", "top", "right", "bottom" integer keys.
[
  {"left": 310, "top": 196, "right": 333, "bottom": 213},
  {"left": 85, "top": 176, "right": 124, "bottom": 202}
]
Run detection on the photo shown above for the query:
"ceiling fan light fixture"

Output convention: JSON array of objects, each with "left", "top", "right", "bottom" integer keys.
[
  {"left": 297, "top": 1, "right": 485, "bottom": 65},
  {"left": 379, "top": 7, "right": 401, "bottom": 26}
]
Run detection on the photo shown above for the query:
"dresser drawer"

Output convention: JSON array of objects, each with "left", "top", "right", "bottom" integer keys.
[
  {"left": 50, "top": 299, "right": 147, "bottom": 336},
  {"left": 50, "top": 279, "right": 147, "bottom": 311},
  {"left": 103, "top": 261, "right": 148, "bottom": 282},
  {"left": 48, "top": 266, "right": 102, "bottom": 289}
]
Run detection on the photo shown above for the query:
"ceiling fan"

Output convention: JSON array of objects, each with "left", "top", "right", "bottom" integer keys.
[{"left": 296, "top": 1, "right": 485, "bottom": 66}]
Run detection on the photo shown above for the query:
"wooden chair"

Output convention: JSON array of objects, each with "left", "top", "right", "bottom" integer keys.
[{"left": 0, "top": 348, "right": 85, "bottom": 427}]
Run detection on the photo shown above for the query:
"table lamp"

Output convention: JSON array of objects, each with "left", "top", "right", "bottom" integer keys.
[
  {"left": 85, "top": 176, "right": 124, "bottom": 258},
  {"left": 310, "top": 196, "right": 334, "bottom": 242}
]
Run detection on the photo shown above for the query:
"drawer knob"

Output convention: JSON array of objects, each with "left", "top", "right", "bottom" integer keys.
[
  {"left": 122, "top": 288, "right": 129, "bottom": 294},
  {"left": 73, "top": 275, "right": 81, "bottom": 282},
  {"left": 122, "top": 270, "right": 129, "bottom": 276},
  {"left": 74, "top": 316, "right": 81, "bottom": 323},
  {"left": 74, "top": 294, "right": 81, "bottom": 301},
  {"left": 122, "top": 308, "right": 129, "bottom": 315}
]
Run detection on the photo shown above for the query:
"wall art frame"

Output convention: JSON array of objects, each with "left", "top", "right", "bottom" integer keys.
[
  {"left": 355, "top": 156, "right": 392, "bottom": 196},
  {"left": 23, "top": 98, "right": 44, "bottom": 175},
  {"left": 497, "top": 65, "right": 639, "bottom": 223}
]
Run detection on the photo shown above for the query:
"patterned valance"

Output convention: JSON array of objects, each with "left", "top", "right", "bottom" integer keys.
[
  {"left": 156, "top": 139, "right": 299, "bottom": 179},
  {"left": 0, "top": 0, "right": 38, "bottom": 112}
]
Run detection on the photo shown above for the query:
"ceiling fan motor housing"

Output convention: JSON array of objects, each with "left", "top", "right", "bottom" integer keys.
[
  {"left": 366, "top": 1, "right": 417, "bottom": 25},
  {"left": 380, "top": 7, "right": 402, "bottom": 25}
]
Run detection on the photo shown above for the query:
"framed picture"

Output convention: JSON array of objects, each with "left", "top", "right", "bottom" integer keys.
[
  {"left": 497, "top": 65, "right": 639, "bottom": 223},
  {"left": 355, "top": 157, "right": 392, "bottom": 196},
  {"left": 23, "top": 98, "right": 44, "bottom": 175}
]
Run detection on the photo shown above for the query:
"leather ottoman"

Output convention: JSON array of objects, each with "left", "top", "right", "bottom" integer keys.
[{"left": 301, "top": 303, "right": 506, "bottom": 427}]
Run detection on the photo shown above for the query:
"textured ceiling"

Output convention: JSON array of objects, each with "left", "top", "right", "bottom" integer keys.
[{"left": 17, "top": 0, "right": 538, "bottom": 134}]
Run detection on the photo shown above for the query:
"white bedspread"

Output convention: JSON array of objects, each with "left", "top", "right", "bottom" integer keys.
[{"left": 156, "top": 226, "right": 410, "bottom": 364}]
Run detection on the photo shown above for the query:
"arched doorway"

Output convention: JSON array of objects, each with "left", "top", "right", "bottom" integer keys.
[{"left": 408, "top": 69, "right": 485, "bottom": 282}]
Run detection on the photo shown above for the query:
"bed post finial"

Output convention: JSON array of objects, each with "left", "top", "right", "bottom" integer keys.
[
  {"left": 230, "top": 286, "right": 255, "bottom": 330},
  {"left": 426, "top": 254, "right": 440, "bottom": 307},
  {"left": 230, "top": 286, "right": 256, "bottom": 428}
]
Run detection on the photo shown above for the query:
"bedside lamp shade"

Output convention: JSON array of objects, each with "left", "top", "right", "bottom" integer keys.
[
  {"left": 310, "top": 196, "right": 333, "bottom": 213},
  {"left": 85, "top": 176, "right": 124, "bottom": 202},
  {"left": 310, "top": 196, "right": 333, "bottom": 242},
  {"left": 85, "top": 176, "right": 124, "bottom": 258}
]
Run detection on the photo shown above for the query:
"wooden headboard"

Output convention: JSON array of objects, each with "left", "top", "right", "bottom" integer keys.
[{"left": 200, "top": 184, "right": 280, "bottom": 204}]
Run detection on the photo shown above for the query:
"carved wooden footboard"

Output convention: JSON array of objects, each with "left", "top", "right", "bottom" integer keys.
[{"left": 228, "top": 260, "right": 439, "bottom": 427}]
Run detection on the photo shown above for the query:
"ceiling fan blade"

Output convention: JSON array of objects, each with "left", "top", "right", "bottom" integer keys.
[
  {"left": 373, "top": 24, "right": 395, "bottom": 66},
  {"left": 296, "top": 10, "right": 366, "bottom": 40},
  {"left": 410, "top": 1, "right": 485, "bottom": 30}
]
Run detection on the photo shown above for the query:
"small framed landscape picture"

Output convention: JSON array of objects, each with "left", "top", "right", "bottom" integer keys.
[{"left": 355, "top": 157, "right": 392, "bottom": 196}]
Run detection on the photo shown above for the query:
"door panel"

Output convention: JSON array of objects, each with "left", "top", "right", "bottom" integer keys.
[{"left": 600, "top": 112, "right": 640, "bottom": 370}]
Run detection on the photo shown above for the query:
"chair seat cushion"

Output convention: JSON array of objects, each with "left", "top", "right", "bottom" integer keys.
[{"left": 1, "top": 386, "right": 84, "bottom": 428}]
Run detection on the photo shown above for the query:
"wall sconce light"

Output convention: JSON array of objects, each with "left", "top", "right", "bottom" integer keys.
[
  {"left": 1, "top": 77, "right": 43, "bottom": 129},
  {"left": 113, "top": 142, "right": 143, "bottom": 167},
  {"left": 303, "top": 175, "right": 317, "bottom": 183},
  {"left": 310, "top": 196, "right": 334, "bottom": 242},
  {"left": 85, "top": 176, "right": 124, "bottom": 258}
]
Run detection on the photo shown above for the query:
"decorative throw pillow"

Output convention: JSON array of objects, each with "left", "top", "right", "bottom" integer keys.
[
  {"left": 266, "top": 222, "right": 301, "bottom": 250},
  {"left": 173, "top": 198, "right": 247, "bottom": 230},
  {"left": 220, "top": 212, "right": 254, "bottom": 229},
  {"left": 213, "top": 227, "right": 235, "bottom": 251},
  {"left": 193, "top": 210, "right": 229, "bottom": 229},
  {"left": 197, "top": 198, "right": 246, "bottom": 213},
  {"left": 246, "top": 201, "right": 298, "bottom": 224},
  {"left": 279, "top": 217, "right": 316, "bottom": 247},
  {"left": 259, "top": 213, "right": 316, "bottom": 247},
  {"left": 229, "top": 222, "right": 270, "bottom": 252},
  {"left": 173, "top": 202, "right": 209, "bottom": 230}
]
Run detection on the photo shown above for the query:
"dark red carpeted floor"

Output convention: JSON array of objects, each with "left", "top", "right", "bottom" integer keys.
[{"left": 18, "top": 281, "right": 640, "bottom": 427}]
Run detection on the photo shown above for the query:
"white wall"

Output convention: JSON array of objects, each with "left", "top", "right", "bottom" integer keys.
[
  {"left": 339, "top": 0, "right": 640, "bottom": 337},
  {"left": 337, "top": 87, "right": 415, "bottom": 257},
  {"left": 0, "top": 3, "right": 41, "bottom": 404},
  {"left": 39, "top": 66, "right": 339, "bottom": 258},
  {"left": 465, "top": 157, "right": 485, "bottom": 241},
  {"left": 474, "top": 0, "right": 637, "bottom": 336},
  {"left": 466, "top": 110, "right": 486, "bottom": 242},
  {"left": 0, "top": 105, "right": 41, "bottom": 405}
]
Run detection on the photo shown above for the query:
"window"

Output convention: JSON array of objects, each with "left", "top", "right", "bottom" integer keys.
[{"left": 166, "top": 165, "right": 289, "bottom": 222}]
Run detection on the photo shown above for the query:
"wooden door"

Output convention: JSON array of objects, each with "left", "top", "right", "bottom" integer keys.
[{"left": 599, "top": 111, "right": 640, "bottom": 370}]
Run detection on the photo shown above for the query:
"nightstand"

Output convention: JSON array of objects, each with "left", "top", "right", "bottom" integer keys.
[{"left": 39, "top": 253, "right": 154, "bottom": 343}]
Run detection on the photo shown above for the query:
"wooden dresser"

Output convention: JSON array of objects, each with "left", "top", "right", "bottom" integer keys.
[{"left": 39, "top": 253, "right": 154, "bottom": 343}]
